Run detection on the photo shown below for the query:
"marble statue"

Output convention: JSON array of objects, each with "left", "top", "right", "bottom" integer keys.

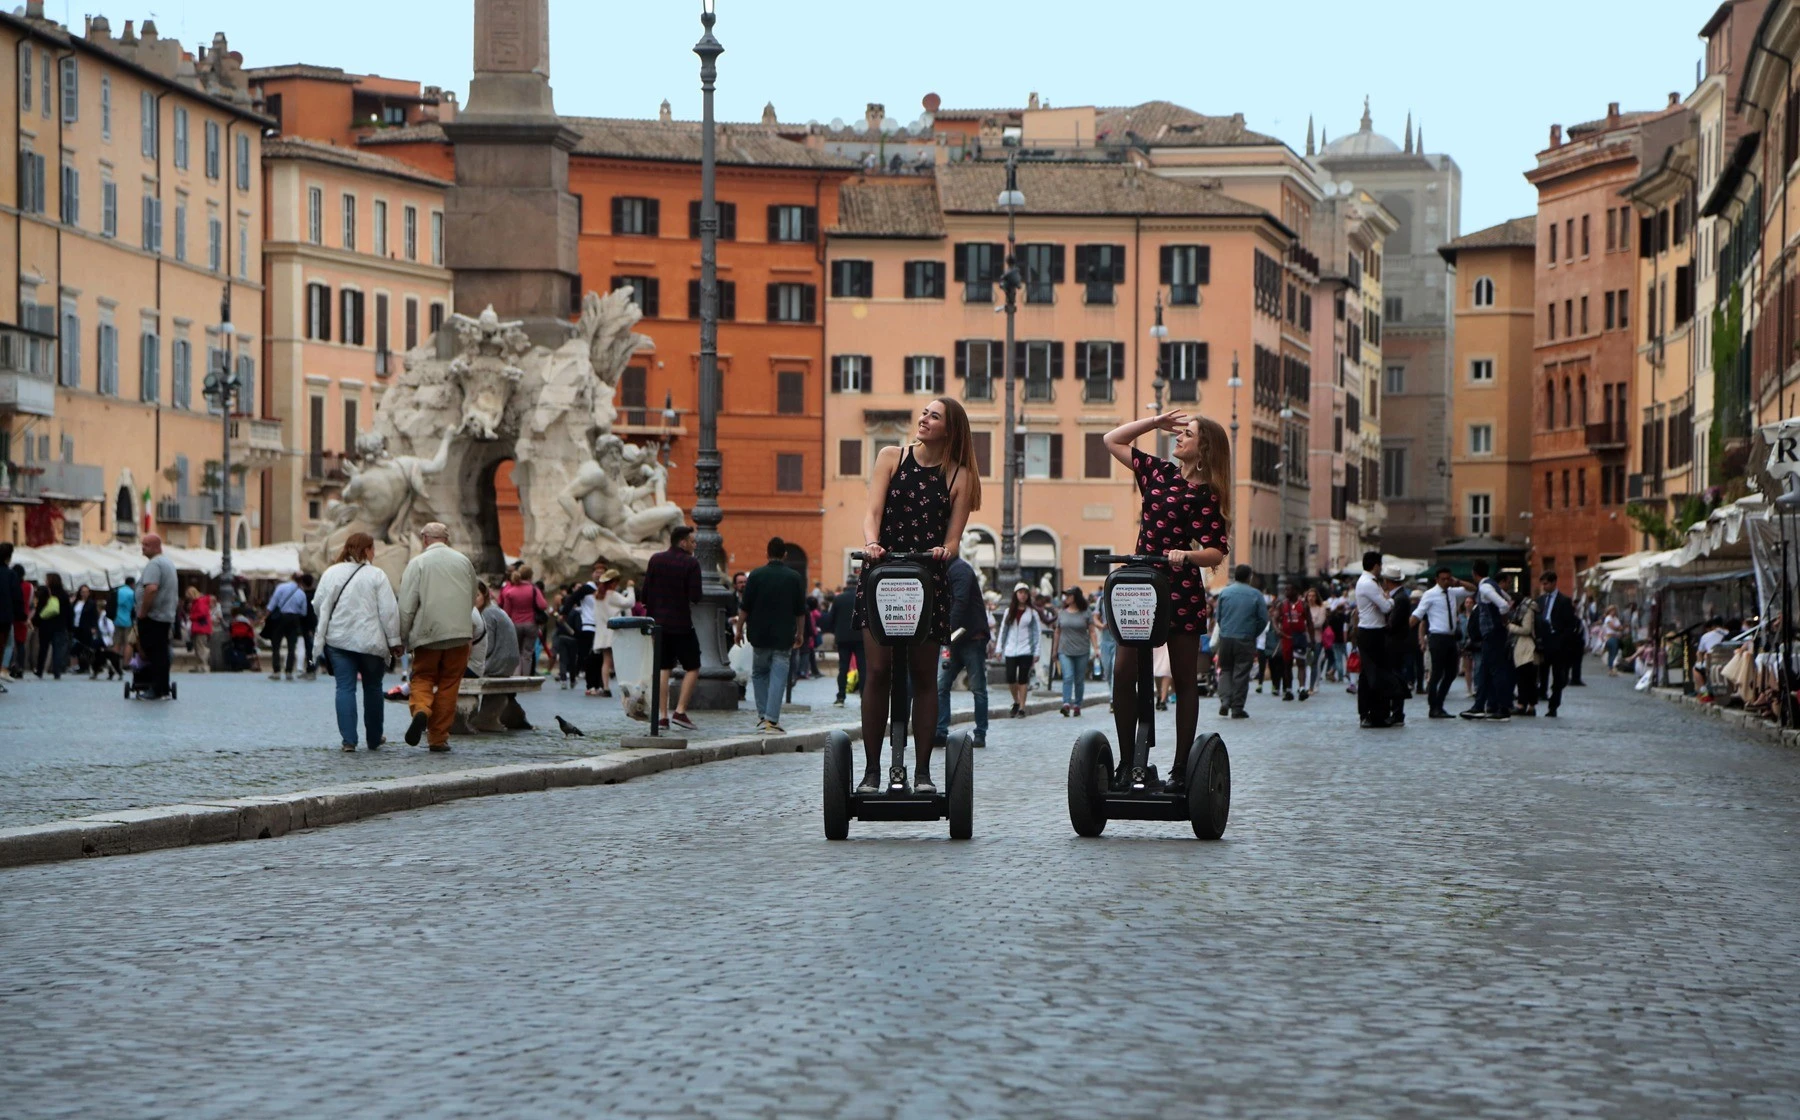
[
  {"left": 303, "top": 288, "right": 676, "bottom": 586},
  {"left": 340, "top": 431, "right": 453, "bottom": 544}
]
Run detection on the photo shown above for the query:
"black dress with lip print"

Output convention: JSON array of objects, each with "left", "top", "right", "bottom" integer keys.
[{"left": 1130, "top": 448, "right": 1228, "bottom": 633}]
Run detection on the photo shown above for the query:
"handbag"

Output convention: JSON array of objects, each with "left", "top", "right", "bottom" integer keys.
[{"left": 39, "top": 594, "right": 60, "bottom": 620}]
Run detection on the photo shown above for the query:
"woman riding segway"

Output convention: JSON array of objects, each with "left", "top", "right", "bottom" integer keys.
[
  {"left": 851, "top": 397, "right": 980, "bottom": 796},
  {"left": 1100, "top": 409, "right": 1230, "bottom": 788}
]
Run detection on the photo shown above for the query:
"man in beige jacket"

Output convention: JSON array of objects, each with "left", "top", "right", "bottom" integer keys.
[{"left": 398, "top": 522, "right": 477, "bottom": 750}]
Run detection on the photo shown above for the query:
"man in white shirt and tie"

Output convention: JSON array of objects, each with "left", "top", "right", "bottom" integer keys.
[
  {"left": 1354, "top": 550, "right": 1395, "bottom": 728},
  {"left": 1411, "top": 566, "right": 1470, "bottom": 719}
]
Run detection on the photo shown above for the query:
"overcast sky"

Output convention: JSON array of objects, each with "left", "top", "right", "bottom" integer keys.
[{"left": 123, "top": 0, "right": 1714, "bottom": 235}]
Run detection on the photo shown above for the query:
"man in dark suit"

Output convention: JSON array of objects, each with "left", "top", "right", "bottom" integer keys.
[{"left": 1534, "top": 569, "right": 1582, "bottom": 717}]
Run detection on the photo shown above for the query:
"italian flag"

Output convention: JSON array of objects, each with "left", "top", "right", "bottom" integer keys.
[{"left": 142, "top": 486, "right": 153, "bottom": 534}]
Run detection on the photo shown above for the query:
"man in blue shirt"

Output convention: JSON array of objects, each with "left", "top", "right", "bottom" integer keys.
[
  {"left": 265, "top": 573, "right": 311, "bottom": 681},
  {"left": 1210, "top": 564, "right": 1266, "bottom": 720},
  {"left": 112, "top": 577, "right": 136, "bottom": 665}
]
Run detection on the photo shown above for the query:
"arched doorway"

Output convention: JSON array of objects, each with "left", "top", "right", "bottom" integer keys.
[
  {"left": 1020, "top": 527, "right": 1059, "bottom": 596},
  {"left": 114, "top": 478, "right": 137, "bottom": 541},
  {"left": 782, "top": 542, "right": 809, "bottom": 592},
  {"left": 464, "top": 452, "right": 519, "bottom": 577}
]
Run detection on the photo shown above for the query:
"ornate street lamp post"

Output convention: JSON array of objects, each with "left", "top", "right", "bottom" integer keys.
[
  {"left": 1149, "top": 293, "right": 1169, "bottom": 458},
  {"left": 684, "top": 0, "right": 736, "bottom": 708},
  {"left": 1227, "top": 351, "right": 1242, "bottom": 572},
  {"left": 995, "top": 145, "right": 1025, "bottom": 592},
  {"left": 201, "top": 284, "right": 238, "bottom": 622}
]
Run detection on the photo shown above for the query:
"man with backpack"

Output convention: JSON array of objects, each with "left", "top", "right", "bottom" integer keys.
[{"left": 1461, "top": 560, "right": 1514, "bottom": 722}]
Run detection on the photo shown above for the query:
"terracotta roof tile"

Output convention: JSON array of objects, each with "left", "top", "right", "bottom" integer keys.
[
  {"left": 265, "top": 136, "right": 451, "bottom": 186},
  {"left": 1438, "top": 216, "right": 1536, "bottom": 263},
  {"left": 562, "top": 117, "right": 856, "bottom": 169},
  {"left": 937, "top": 162, "right": 1268, "bottom": 218},
  {"left": 244, "top": 64, "right": 357, "bottom": 83},
  {"left": 1094, "top": 101, "right": 1280, "bottom": 148},
  {"left": 832, "top": 179, "right": 944, "bottom": 238}
]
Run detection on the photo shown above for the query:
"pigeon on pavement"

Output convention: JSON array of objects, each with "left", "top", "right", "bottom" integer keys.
[{"left": 555, "top": 715, "right": 584, "bottom": 738}]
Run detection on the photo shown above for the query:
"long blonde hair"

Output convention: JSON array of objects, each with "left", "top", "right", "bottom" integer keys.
[
  {"left": 922, "top": 397, "right": 982, "bottom": 510},
  {"left": 1187, "top": 415, "right": 1233, "bottom": 517}
]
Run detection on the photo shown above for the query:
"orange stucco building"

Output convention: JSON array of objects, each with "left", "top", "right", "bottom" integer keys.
[
  {"left": 362, "top": 117, "right": 856, "bottom": 580},
  {"left": 1525, "top": 104, "right": 1688, "bottom": 585},
  {"left": 1440, "top": 218, "right": 1537, "bottom": 564},
  {"left": 822, "top": 164, "right": 1298, "bottom": 591}
]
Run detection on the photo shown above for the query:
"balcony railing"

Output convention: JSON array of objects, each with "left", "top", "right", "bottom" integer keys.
[
  {"left": 375, "top": 349, "right": 393, "bottom": 377},
  {"left": 1083, "top": 377, "right": 1114, "bottom": 405},
  {"left": 964, "top": 376, "right": 994, "bottom": 403},
  {"left": 155, "top": 493, "right": 217, "bottom": 524},
  {"left": 1083, "top": 282, "right": 1116, "bottom": 306},
  {"left": 1586, "top": 420, "right": 1628, "bottom": 451},
  {"left": 1169, "top": 284, "right": 1200, "bottom": 307},
  {"left": 0, "top": 459, "right": 104, "bottom": 502},
  {"left": 1023, "top": 377, "right": 1054, "bottom": 403},
  {"left": 306, "top": 450, "right": 351, "bottom": 482},
  {"left": 963, "top": 281, "right": 994, "bottom": 304},
  {"left": 229, "top": 417, "right": 285, "bottom": 464},
  {"left": 0, "top": 325, "right": 56, "bottom": 417}
]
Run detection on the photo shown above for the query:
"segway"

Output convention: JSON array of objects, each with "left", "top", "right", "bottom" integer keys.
[
  {"left": 823, "top": 551, "right": 973, "bottom": 841},
  {"left": 1067, "top": 554, "right": 1229, "bottom": 840}
]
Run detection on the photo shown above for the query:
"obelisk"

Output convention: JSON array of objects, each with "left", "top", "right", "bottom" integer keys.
[{"left": 443, "top": 0, "right": 580, "bottom": 342}]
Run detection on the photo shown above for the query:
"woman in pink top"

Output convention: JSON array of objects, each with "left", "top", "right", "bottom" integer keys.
[{"left": 496, "top": 565, "right": 549, "bottom": 675}]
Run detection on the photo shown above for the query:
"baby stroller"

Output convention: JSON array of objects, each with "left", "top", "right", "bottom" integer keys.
[{"left": 123, "top": 627, "right": 178, "bottom": 701}]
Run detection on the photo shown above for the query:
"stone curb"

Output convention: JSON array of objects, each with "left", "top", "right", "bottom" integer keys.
[
  {"left": 0, "top": 693, "right": 1096, "bottom": 870},
  {"left": 1650, "top": 685, "right": 1800, "bottom": 749}
]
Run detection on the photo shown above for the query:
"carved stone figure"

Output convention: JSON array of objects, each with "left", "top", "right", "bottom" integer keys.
[
  {"left": 448, "top": 306, "right": 533, "bottom": 440},
  {"left": 340, "top": 431, "right": 453, "bottom": 544},
  {"left": 303, "top": 287, "right": 670, "bottom": 587},
  {"left": 559, "top": 435, "right": 686, "bottom": 551}
]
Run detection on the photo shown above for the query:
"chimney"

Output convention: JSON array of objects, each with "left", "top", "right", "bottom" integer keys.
[
  {"left": 24, "top": 1, "right": 44, "bottom": 18},
  {"left": 865, "top": 102, "right": 885, "bottom": 132},
  {"left": 1668, "top": 91, "right": 1680, "bottom": 107},
  {"left": 658, "top": 99, "right": 672, "bottom": 124},
  {"left": 141, "top": 19, "right": 158, "bottom": 42},
  {"left": 88, "top": 14, "right": 112, "bottom": 41},
  {"left": 1550, "top": 123, "right": 1562, "bottom": 148},
  {"left": 1028, "top": 91, "right": 1040, "bottom": 111},
  {"left": 761, "top": 102, "right": 777, "bottom": 127},
  {"left": 1607, "top": 101, "right": 1620, "bottom": 123},
  {"left": 121, "top": 19, "right": 138, "bottom": 44}
]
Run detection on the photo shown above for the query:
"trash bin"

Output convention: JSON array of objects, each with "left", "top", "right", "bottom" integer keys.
[{"left": 608, "top": 616, "right": 662, "bottom": 734}]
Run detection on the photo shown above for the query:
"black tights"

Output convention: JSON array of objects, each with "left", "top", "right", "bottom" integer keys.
[
  {"left": 1113, "top": 631, "right": 1202, "bottom": 774},
  {"left": 859, "top": 629, "right": 940, "bottom": 781}
]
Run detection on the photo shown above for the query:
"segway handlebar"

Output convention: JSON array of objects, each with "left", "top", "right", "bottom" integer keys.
[
  {"left": 851, "top": 550, "right": 943, "bottom": 563},
  {"left": 1098, "top": 553, "right": 1171, "bottom": 566}
]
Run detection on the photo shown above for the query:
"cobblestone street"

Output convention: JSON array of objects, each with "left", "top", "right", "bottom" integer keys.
[{"left": 4, "top": 673, "right": 1800, "bottom": 1118}]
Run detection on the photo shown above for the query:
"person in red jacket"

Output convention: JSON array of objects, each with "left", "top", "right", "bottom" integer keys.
[{"left": 496, "top": 565, "right": 549, "bottom": 675}]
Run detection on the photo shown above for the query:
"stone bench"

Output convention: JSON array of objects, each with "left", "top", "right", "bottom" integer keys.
[{"left": 451, "top": 675, "right": 545, "bottom": 735}]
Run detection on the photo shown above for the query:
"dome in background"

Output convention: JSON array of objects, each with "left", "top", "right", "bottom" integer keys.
[{"left": 1320, "top": 96, "right": 1400, "bottom": 158}]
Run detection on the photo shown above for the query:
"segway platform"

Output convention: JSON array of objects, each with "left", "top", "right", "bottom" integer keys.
[
  {"left": 822, "top": 552, "right": 972, "bottom": 841},
  {"left": 1066, "top": 554, "right": 1230, "bottom": 840}
]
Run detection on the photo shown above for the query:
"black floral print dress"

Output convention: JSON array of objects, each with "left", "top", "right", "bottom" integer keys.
[
  {"left": 853, "top": 446, "right": 955, "bottom": 644},
  {"left": 1131, "top": 448, "right": 1228, "bottom": 633}
]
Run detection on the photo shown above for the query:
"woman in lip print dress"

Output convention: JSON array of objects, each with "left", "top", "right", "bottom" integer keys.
[
  {"left": 852, "top": 397, "right": 981, "bottom": 796},
  {"left": 1101, "top": 409, "right": 1231, "bottom": 785}
]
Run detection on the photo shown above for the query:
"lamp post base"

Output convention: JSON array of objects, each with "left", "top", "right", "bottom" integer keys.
[{"left": 682, "top": 597, "right": 741, "bottom": 711}]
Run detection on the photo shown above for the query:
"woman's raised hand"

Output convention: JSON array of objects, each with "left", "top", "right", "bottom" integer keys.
[{"left": 1152, "top": 409, "right": 1191, "bottom": 433}]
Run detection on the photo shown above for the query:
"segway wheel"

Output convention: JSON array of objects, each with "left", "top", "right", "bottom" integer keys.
[
  {"left": 1185, "top": 733, "right": 1230, "bottom": 841},
  {"left": 946, "top": 730, "right": 973, "bottom": 840},
  {"left": 169, "top": 681, "right": 178, "bottom": 701},
  {"left": 1067, "top": 729, "right": 1112, "bottom": 837},
  {"left": 822, "top": 730, "right": 852, "bottom": 841},
  {"left": 122, "top": 680, "right": 131, "bottom": 700}
]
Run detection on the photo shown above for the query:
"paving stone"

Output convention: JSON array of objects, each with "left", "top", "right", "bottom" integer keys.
[{"left": 6, "top": 674, "right": 1796, "bottom": 1116}]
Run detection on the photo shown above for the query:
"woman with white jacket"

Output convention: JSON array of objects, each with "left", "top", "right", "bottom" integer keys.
[
  {"left": 996, "top": 583, "right": 1042, "bottom": 718},
  {"left": 587, "top": 569, "right": 636, "bottom": 697},
  {"left": 314, "top": 532, "right": 403, "bottom": 751}
]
